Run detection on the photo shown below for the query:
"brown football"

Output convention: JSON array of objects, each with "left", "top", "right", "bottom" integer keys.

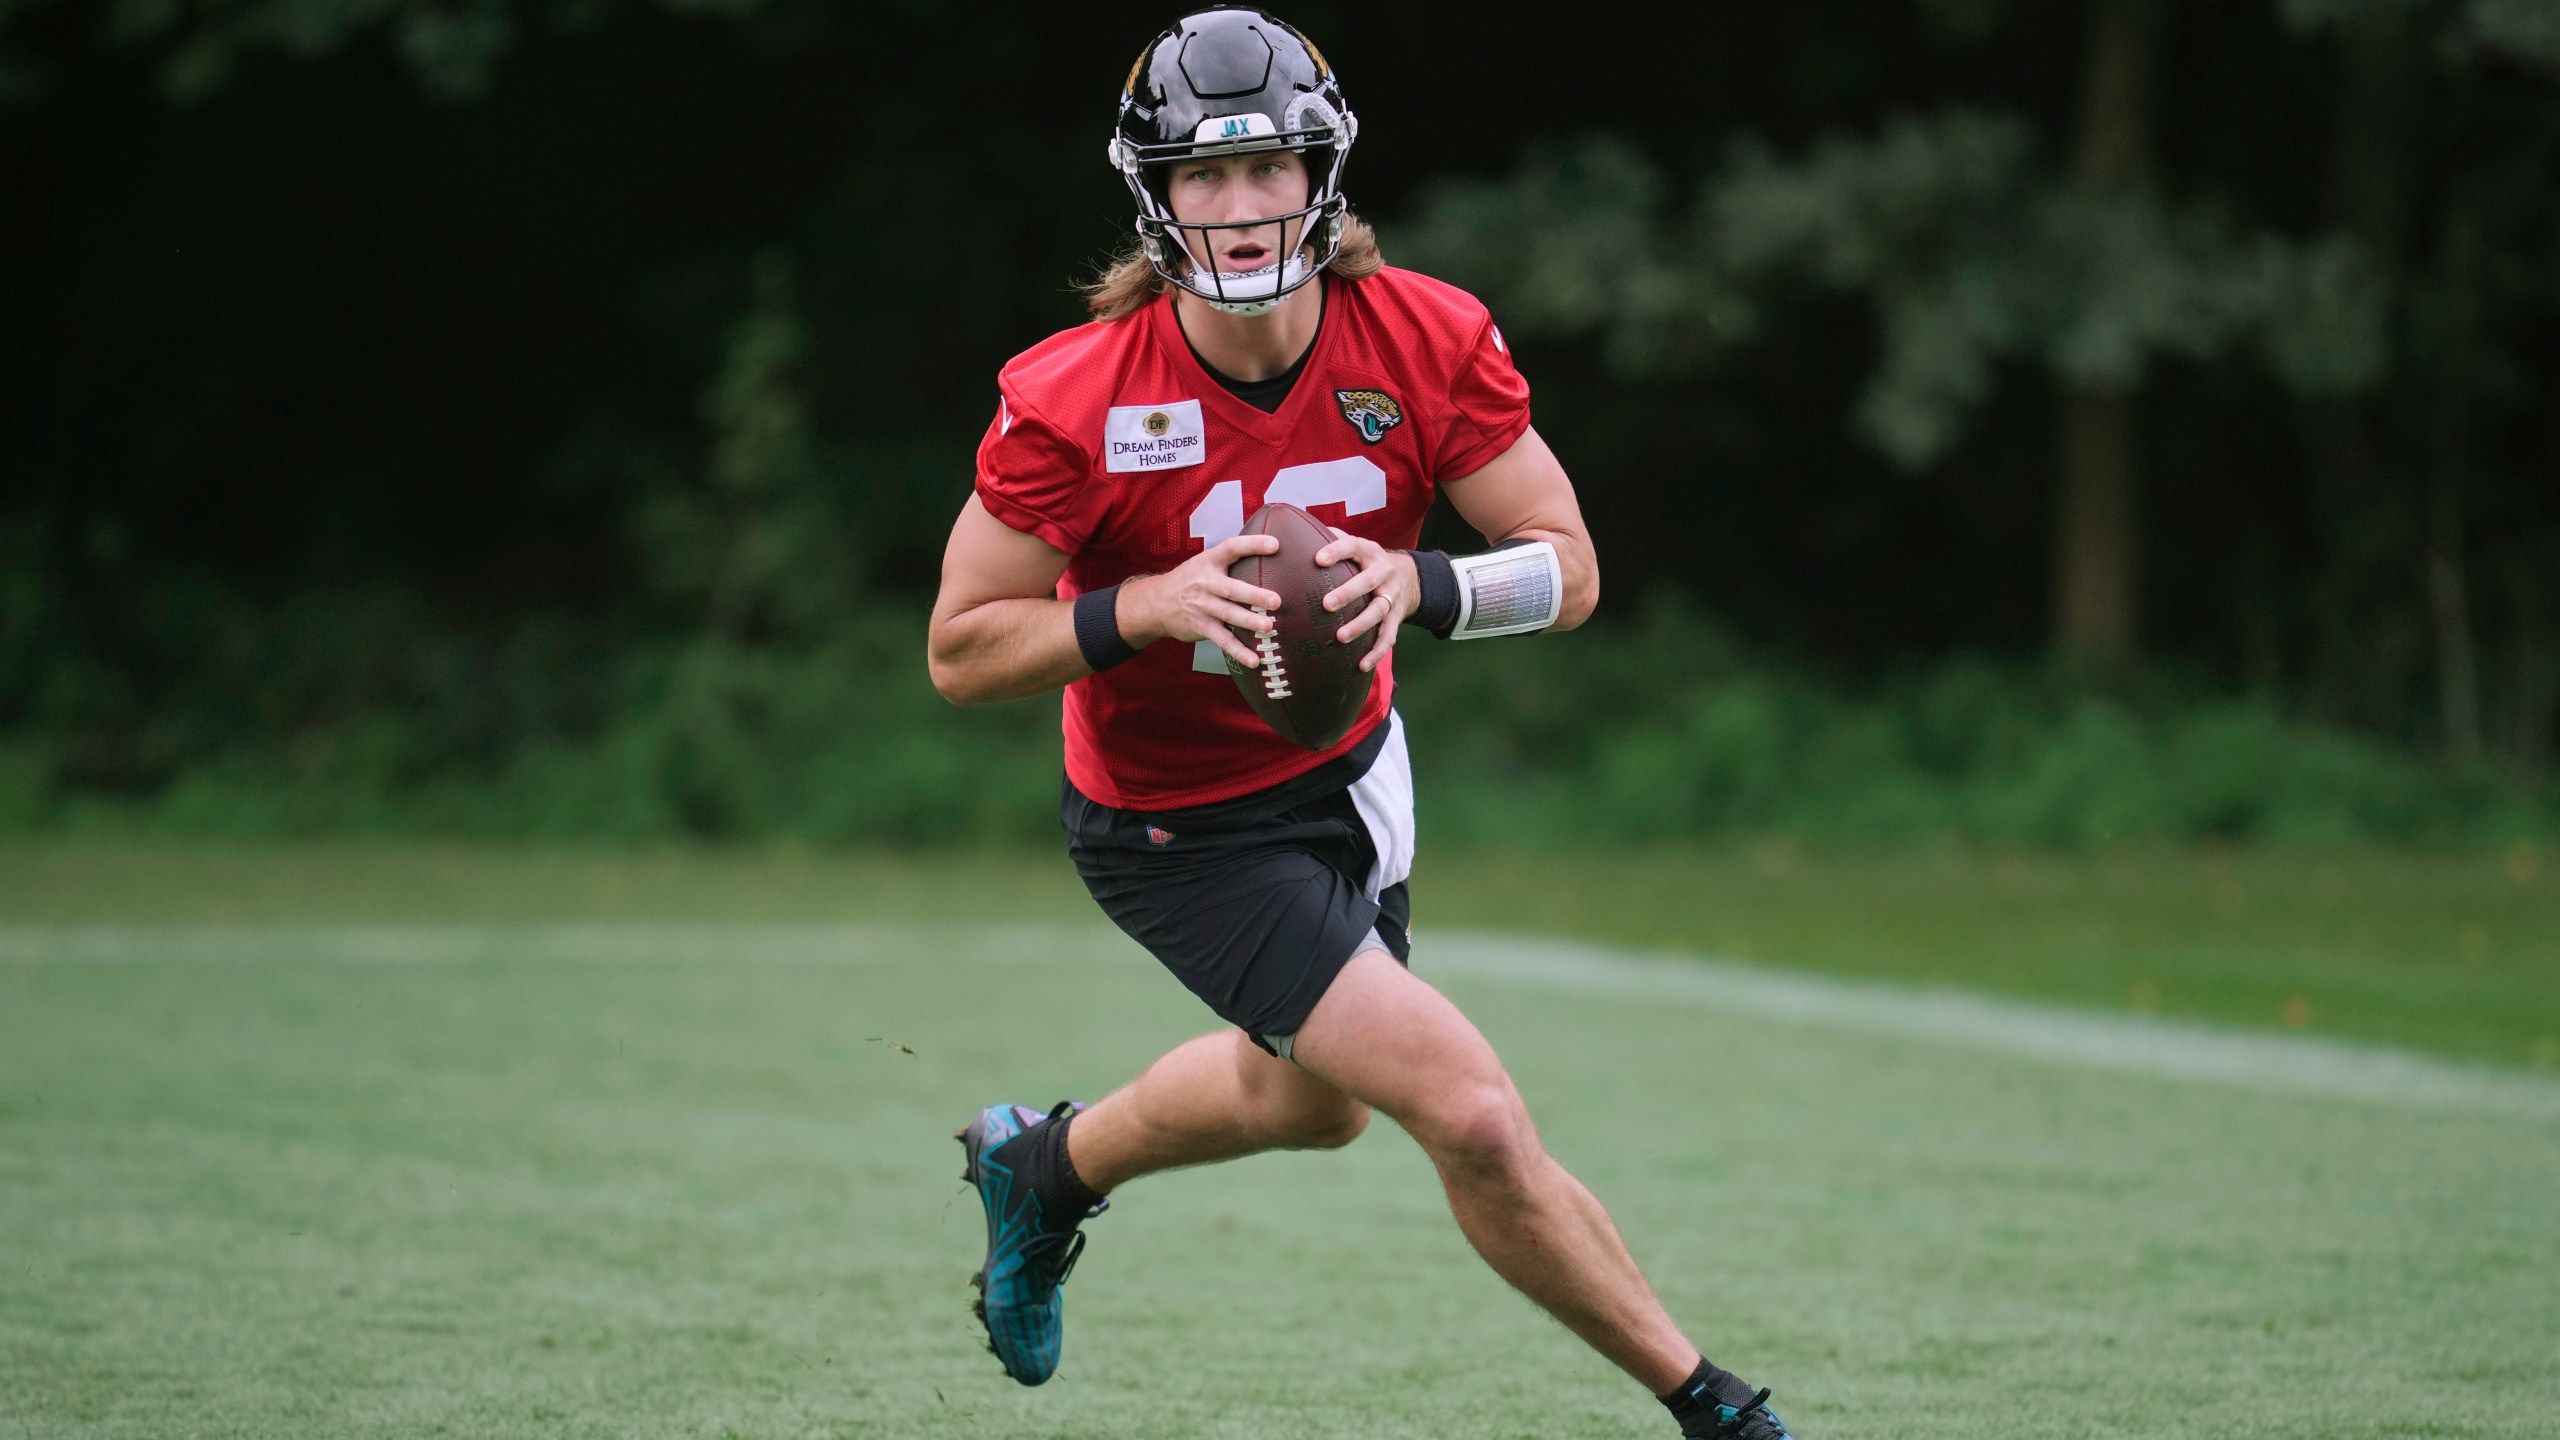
[{"left": 1225, "top": 502, "right": 1374, "bottom": 750}]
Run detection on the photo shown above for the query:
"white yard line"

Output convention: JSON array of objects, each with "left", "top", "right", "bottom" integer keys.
[
  {"left": 7, "top": 922, "right": 2557, "bottom": 1120},
  {"left": 1427, "top": 931, "right": 2560, "bottom": 1122}
]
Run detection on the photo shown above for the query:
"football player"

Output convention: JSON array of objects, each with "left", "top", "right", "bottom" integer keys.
[{"left": 926, "top": 10, "right": 1797, "bottom": 1438}]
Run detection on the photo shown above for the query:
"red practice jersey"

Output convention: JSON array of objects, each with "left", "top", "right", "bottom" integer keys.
[{"left": 974, "top": 265, "right": 1531, "bottom": 810}]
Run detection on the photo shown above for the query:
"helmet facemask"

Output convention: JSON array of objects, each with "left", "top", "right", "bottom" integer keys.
[
  {"left": 1141, "top": 191, "right": 1344, "bottom": 318},
  {"left": 1109, "top": 12, "right": 1357, "bottom": 317}
]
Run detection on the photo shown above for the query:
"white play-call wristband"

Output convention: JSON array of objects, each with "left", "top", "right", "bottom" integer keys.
[{"left": 1449, "top": 540, "right": 1564, "bottom": 639}]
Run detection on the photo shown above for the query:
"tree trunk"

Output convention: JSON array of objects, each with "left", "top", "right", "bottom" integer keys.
[
  {"left": 2074, "top": 0, "right": 2156, "bottom": 183},
  {"left": 2292, "top": 9, "right": 2414, "bottom": 727},
  {"left": 2050, "top": 0, "right": 2158, "bottom": 670},
  {"left": 2054, "top": 387, "right": 2142, "bottom": 667},
  {"left": 2427, "top": 544, "right": 2482, "bottom": 764},
  {"left": 2501, "top": 557, "right": 2553, "bottom": 784},
  {"left": 2428, "top": 200, "right": 2484, "bottom": 765}
]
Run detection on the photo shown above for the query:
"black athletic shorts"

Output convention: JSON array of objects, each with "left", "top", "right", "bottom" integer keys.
[{"left": 1062, "top": 713, "right": 1415, "bottom": 1056}]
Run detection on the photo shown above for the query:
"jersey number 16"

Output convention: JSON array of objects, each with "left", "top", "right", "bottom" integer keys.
[{"left": 1182, "top": 456, "right": 1387, "bottom": 673}]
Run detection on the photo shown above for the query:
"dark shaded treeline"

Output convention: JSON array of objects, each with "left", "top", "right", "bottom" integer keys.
[
  {"left": 3, "top": 0, "right": 2554, "bottom": 810},
  {"left": 3, "top": 1, "right": 2047, "bottom": 603}
]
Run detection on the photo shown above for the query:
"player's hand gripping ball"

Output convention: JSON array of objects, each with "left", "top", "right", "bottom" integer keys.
[{"left": 1223, "top": 502, "right": 1374, "bottom": 750}]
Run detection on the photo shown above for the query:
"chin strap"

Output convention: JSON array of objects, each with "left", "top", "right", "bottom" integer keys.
[{"left": 1180, "top": 250, "right": 1317, "bottom": 317}]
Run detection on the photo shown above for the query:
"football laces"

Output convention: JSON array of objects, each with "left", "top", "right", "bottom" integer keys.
[{"left": 1249, "top": 608, "right": 1292, "bottom": 699}]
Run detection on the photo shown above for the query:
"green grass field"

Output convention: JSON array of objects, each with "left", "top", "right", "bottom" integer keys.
[{"left": 3, "top": 844, "right": 2557, "bottom": 1438}]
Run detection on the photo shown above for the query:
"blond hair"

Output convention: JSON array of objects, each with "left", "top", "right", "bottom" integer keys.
[{"left": 1082, "top": 213, "right": 1383, "bottom": 322}]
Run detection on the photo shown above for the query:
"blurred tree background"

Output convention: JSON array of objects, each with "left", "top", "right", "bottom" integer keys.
[{"left": 2, "top": 0, "right": 2554, "bottom": 845}]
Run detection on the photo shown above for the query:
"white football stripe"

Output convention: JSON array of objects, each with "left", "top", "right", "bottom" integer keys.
[{"left": 1425, "top": 932, "right": 2560, "bottom": 1122}]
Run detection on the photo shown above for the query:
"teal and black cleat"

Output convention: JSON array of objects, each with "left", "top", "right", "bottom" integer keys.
[
  {"left": 956, "top": 1100, "right": 1103, "bottom": 1386},
  {"left": 1687, "top": 1388, "right": 1797, "bottom": 1440}
]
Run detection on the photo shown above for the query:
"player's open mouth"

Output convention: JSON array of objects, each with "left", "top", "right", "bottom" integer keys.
[{"left": 1220, "top": 243, "right": 1271, "bottom": 269}]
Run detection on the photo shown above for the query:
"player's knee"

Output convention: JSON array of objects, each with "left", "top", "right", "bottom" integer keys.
[
  {"left": 1303, "top": 1099, "right": 1373, "bottom": 1150},
  {"left": 1275, "top": 1096, "right": 1371, "bottom": 1150},
  {"left": 1414, "top": 1082, "right": 1533, "bottom": 1176}
]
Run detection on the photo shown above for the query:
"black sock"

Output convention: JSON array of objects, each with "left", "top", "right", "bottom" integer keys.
[
  {"left": 1659, "top": 1355, "right": 1759, "bottom": 1429},
  {"left": 995, "top": 1105, "right": 1105, "bottom": 1223}
]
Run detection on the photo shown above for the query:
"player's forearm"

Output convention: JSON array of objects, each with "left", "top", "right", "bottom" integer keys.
[
  {"left": 928, "top": 597, "right": 1093, "bottom": 705},
  {"left": 1104, "top": 572, "right": 1183, "bottom": 648},
  {"left": 1501, "top": 526, "right": 1601, "bottom": 631}
]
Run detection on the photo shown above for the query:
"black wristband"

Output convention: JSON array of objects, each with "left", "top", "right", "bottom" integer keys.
[
  {"left": 1406, "top": 549, "right": 1460, "bottom": 639},
  {"left": 1072, "top": 585, "right": 1142, "bottom": 673}
]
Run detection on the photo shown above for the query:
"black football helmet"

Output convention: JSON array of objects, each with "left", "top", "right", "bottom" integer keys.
[{"left": 1108, "top": 8, "right": 1357, "bottom": 315}]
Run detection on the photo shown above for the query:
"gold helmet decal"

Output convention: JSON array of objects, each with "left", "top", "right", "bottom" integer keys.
[{"left": 1294, "top": 27, "right": 1331, "bottom": 77}]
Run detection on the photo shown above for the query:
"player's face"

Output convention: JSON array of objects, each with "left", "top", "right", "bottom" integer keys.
[{"left": 1162, "top": 150, "right": 1312, "bottom": 275}]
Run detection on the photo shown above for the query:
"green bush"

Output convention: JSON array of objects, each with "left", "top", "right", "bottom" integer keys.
[
  {"left": 1397, "top": 601, "right": 2544, "bottom": 849},
  {"left": 0, "top": 596, "right": 2545, "bottom": 849}
]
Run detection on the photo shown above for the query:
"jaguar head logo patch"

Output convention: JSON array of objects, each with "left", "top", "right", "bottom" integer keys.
[{"left": 1335, "top": 389, "right": 1404, "bottom": 444}]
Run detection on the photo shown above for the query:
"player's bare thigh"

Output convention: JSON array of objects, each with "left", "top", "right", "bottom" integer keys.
[
  {"left": 1287, "top": 949, "right": 1533, "bottom": 1169},
  {"left": 1230, "top": 1028, "right": 1371, "bottom": 1148}
]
